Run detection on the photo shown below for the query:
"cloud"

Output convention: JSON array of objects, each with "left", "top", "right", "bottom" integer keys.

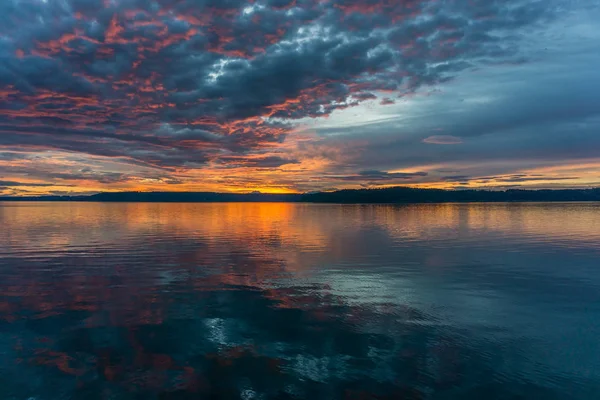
[
  {"left": 442, "top": 174, "right": 581, "bottom": 185},
  {"left": 331, "top": 170, "right": 428, "bottom": 183},
  {"left": 218, "top": 155, "right": 300, "bottom": 168},
  {"left": 442, "top": 175, "right": 470, "bottom": 182},
  {"left": 492, "top": 175, "right": 579, "bottom": 183},
  {"left": 422, "top": 135, "right": 463, "bottom": 145},
  {"left": 0, "top": 0, "right": 597, "bottom": 192},
  {"left": 0, "top": 180, "right": 57, "bottom": 187}
]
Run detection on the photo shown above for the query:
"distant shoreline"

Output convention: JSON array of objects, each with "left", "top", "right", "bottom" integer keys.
[{"left": 2, "top": 187, "right": 600, "bottom": 203}]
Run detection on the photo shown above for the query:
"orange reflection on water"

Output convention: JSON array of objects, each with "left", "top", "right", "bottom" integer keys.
[
  {"left": 2, "top": 202, "right": 600, "bottom": 398},
  {"left": 2, "top": 202, "right": 600, "bottom": 257}
]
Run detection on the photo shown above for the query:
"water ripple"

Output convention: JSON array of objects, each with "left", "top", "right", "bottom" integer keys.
[{"left": 1, "top": 202, "right": 600, "bottom": 399}]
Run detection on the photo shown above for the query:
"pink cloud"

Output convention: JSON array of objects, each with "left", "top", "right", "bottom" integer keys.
[{"left": 422, "top": 135, "right": 463, "bottom": 145}]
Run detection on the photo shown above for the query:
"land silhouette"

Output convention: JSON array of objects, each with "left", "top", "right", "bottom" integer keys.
[{"left": 2, "top": 187, "right": 600, "bottom": 203}]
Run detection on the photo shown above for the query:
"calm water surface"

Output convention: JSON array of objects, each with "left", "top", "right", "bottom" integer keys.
[{"left": 1, "top": 202, "right": 600, "bottom": 399}]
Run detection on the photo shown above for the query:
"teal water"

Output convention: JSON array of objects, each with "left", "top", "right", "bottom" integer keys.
[{"left": 1, "top": 202, "right": 600, "bottom": 399}]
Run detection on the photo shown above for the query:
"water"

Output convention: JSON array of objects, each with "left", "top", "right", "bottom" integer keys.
[{"left": 1, "top": 202, "right": 600, "bottom": 399}]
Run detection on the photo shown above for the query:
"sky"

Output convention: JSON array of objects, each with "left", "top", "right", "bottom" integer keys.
[{"left": 1, "top": 0, "right": 599, "bottom": 195}]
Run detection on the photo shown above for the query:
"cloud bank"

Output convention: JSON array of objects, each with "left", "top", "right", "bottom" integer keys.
[{"left": 0, "top": 0, "right": 599, "bottom": 194}]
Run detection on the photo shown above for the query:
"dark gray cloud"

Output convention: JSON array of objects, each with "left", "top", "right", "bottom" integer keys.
[
  {"left": 311, "top": 35, "right": 600, "bottom": 184},
  {"left": 219, "top": 155, "right": 300, "bottom": 168},
  {"left": 442, "top": 175, "right": 471, "bottom": 182},
  {"left": 0, "top": 0, "right": 559, "bottom": 165},
  {"left": 0, "top": 180, "right": 67, "bottom": 187},
  {"left": 329, "top": 170, "right": 428, "bottom": 183}
]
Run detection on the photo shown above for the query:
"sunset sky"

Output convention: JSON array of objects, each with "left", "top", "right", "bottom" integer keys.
[{"left": 1, "top": 0, "right": 599, "bottom": 195}]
